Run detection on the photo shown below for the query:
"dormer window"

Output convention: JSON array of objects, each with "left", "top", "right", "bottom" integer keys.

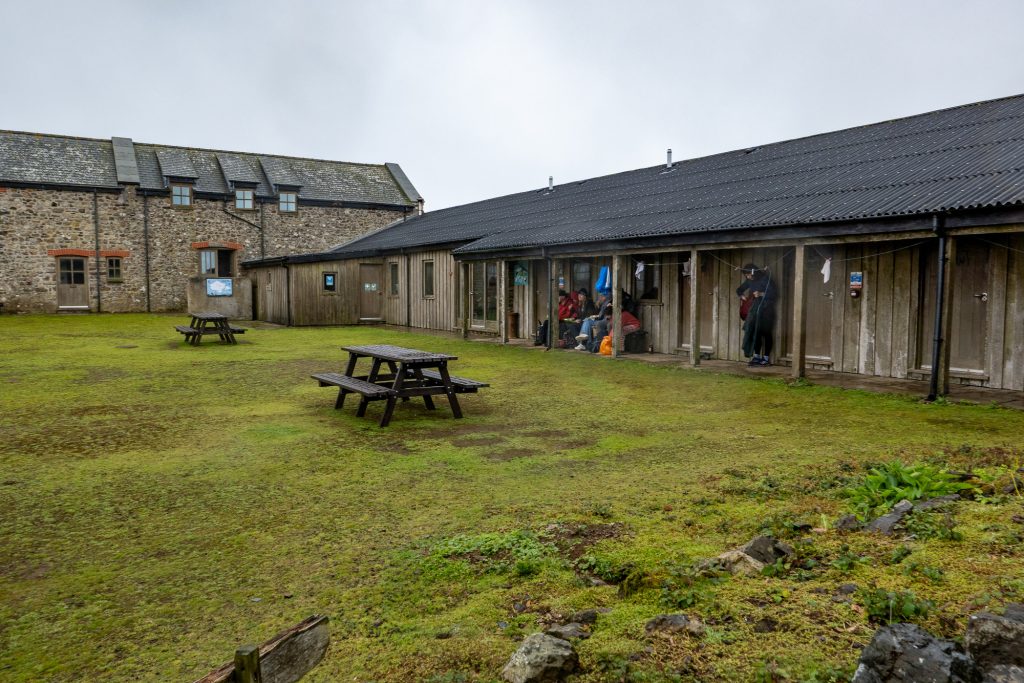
[
  {"left": 235, "top": 189, "right": 254, "bottom": 210},
  {"left": 171, "top": 184, "right": 192, "bottom": 207},
  {"left": 279, "top": 191, "right": 297, "bottom": 212}
]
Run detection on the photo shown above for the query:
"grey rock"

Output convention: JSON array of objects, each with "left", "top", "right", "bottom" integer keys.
[
  {"left": 545, "top": 622, "right": 590, "bottom": 640},
  {"left": 644, "top": 614, "right": 705, "bottom": 637},
  {"left": 867, "top": 499, "right": 915, "bottom": 535},
  {"left": 983, "top": 665, "right": 1024, "bottom": 682},
  {"left": 916, "top": 494, "right": 962, "bottom": 511},
  {"left": 838, "top": 583, "right": 859, "bottom": 595},
  {"left": 714, "top": 549, "right": 765, "bottom": 576},
  {"left": 741, "top": 535, "right": 794, "bottom": 564},
  {"left": 568, "top": 608, "right": 605, "bottom": 624},
  {"left": 502, "top": 633, "right": 580, "bottom": 683},
  {"left": 1002, "top": 604, "right": 1024, "bottom": 623},
  {"left": 967, "top": 612, "right": 1024, "bottom": 671},
  {"left": 836, "top": 514, "right": 864, "bottom": 531},
  {"left": 851, "top": 623, "right": 981, "bottom": 683}
]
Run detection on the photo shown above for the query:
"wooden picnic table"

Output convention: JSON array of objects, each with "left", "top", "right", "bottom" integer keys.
[
  {"left": 175, "top": 312, "right": 245, "bottom": 346},
  {"left": 311, "top": 344, "right": 488, "bottom": 427}
]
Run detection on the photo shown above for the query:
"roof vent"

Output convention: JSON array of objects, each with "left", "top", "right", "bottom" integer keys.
[
  {"left": 666, "top": 148, "right": 672, "bottom": 168},
  {"left": 548, "top": 176, "right": 554, "bottom": 192}
]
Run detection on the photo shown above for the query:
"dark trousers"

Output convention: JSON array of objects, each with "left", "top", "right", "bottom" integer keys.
[{"left": 742, "top": 314, "right": 774, "bottom": 358}]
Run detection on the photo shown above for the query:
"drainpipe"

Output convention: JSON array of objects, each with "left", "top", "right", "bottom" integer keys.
[
  {"left": 93, "top": 190, "right": 102, "bottom": 313},
  {"left": 143, "top": 193, "right": 151, "bottom": 312},
  {"left": 927, "top": 213, "right": 947, "bottom": 401},
  {"left": 258, "top": 201, "right": 266, "bottom": 258},
  {"left": 404, "top": 249, "right": 411, "bottom": 327},
  {"left": 544, "top": 247, "right": 554, "bottom": 350}
]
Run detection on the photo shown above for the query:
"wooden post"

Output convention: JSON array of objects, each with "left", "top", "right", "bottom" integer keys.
[
  {"left": 689, "top": 248, "right": 701, "bottom": 367},
  {"left": 612, "top": 254, "right": 623, "bottom": 357},
  {"left": 547, "top": 257, "right": 556, "bottom": 349},
  {"left": 461, "top": 262, "right": 470, "bottom": 339},
  {"left": 791, "top": 244, "right": 807, "bottom": 378},
  {"left": 499, "top": 260, "right": 509, "bottom": 344},
  {"left": 233, "top": 645, "right": 262, "bottom": 683},
  {"left": 937, "top": 237, "right": 956, "bottom": 395}
]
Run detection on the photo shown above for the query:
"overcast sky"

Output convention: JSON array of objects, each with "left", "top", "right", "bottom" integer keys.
[{"left": 3, "top": 1, "right": 1023, "bottom": 210}]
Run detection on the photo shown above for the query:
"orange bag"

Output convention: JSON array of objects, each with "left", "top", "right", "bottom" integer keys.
[{"left": 599, "top": 333, "right": 613, "bottom": 356}]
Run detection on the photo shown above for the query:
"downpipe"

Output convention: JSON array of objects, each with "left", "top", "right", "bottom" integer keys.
[{"left": 927, "top": 214, "right": 946, "bottom": 401}]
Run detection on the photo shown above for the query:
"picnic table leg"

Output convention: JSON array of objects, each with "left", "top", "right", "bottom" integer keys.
[
  {"left": 437, "top": 363, "right": 463, "bottom": 419},
  {"left": 379, "top": 363, "right": 406, "bottom": 427},
  {"left": 412, "top": 367, "right": 436, "bottom": 410},
  {"left": 356, "top": 358, "right": 383, "bottom": 417},
  {"left": 336, "top": 352, "right": 360, "bottom": 410}
]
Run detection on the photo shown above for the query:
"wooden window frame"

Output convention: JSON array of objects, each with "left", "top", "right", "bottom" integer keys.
[
  {"left": 199, "top": 248, "right": 235, "bottom": 277},
  {"left": 322, "top": 271, "right": 337, "bottom": 295},
  {"left": 235, "top": 189, "right": 255, "bottom": 211},
  {"left": 422, "top": 260, "right": 435, "bottom": 298},
  {"left": 106, "top": 257, "right": 123, "bottom": 283},
  {"left": 388, "top": 262, "right": 399, "bottom": 297},
  {"left": 171, "top": 184, "right": 193, "bottom": 208},
  {"left": 279, "top": 191, "right": 297, "bottom": 213}
]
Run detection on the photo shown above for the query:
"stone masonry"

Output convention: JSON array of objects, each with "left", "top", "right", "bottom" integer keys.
[{"left": 0, "top": 185, "right": 407, "bottom": 313}]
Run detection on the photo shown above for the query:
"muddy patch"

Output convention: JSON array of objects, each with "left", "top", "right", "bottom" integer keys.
[
  {"left": 544, "top": 522, "right": 628, "bottom": 561},
  {"left": 452, "top": 435, "right": 506, "bottom": 447},
  {"left": 484, "top": 447, "right": 535, "bottom": 461}
]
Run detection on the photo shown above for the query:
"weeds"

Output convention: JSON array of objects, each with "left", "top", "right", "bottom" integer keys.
[
  {"left": 432, "top": 530, "right": 553, "bottom": 575},
  {"left": 845, "top": 461, "right": 976, "bottom": 519},
  {"left": 830, "top": 545, "right": 869, "bottom": 572},
  {"left": 904, "top": 511, "right": 964, "bottom": 542},
  {"left": 858, "top": 587, "right": 934, "bottom": 625}
]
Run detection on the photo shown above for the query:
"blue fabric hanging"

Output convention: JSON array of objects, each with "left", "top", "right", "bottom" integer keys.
[{"left": 595, "top": 266, "right": 611, "bottom": 296}]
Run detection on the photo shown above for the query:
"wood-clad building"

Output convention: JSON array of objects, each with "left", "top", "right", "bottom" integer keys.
[{"left": 243, "top": 94, "right": 1024, "bottom": 395}]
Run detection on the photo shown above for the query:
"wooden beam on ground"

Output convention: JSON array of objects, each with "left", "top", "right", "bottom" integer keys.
[
  {"left": 193, "top": 615, "right": 330, "bottom": 683},
  {"left": 791, "top": 244, "right": 807, "bottom": 378},
  {"left": 689, "top": 248, "right": 701, "bottom": 367}
]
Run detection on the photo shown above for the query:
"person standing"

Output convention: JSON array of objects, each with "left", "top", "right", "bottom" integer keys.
[{"left": 736, "top": 263, "right": 778, "bottom": 366}]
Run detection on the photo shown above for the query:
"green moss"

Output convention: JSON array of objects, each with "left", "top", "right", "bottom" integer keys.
[{"left": 1, "top": 314, "right": 1023, "bottom": 681}]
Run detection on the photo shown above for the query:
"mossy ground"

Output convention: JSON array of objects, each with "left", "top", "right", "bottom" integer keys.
[{"left": 1, "top": 314, "right": 1022, "bottom": 682}]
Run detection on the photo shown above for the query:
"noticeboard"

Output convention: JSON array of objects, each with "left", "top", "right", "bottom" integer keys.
[{"left": 206, "top": 278, "right": 233, "bottom": 297}]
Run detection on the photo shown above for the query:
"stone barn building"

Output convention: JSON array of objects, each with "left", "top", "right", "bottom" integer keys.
[{"left": 0, "top": 131, "right": 422, "bottom": 316}]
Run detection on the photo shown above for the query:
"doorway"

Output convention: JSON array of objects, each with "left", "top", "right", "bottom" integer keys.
[
  {"left": 470, "top": 261, "right": 499, "bottom": 331},
  {"left": 678, "top": 253, "right": 714, "bottom": 354},
  {"left": 359, "top": 263, "right": 383, "bottom": 320},
  {"left": 57, "top": 257, "right": 89, "bottom": 309}
]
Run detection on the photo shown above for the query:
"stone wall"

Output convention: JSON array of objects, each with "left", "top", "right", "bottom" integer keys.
[{"left": 0, "top": 185, "right": 408, "bottom": 313}]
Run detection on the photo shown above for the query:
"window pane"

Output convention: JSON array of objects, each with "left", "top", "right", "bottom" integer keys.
[
  {"left": 485, "top": 261, "right": 498, "bottom": 321},
  {"left": 389, "top": 263, "right": 399, "bottom": 295},
  {"left": 472, "top": 262, "right": 484, "bottom": 320},
  {"left": 423, "top": 261, "right": 434, "bottom": 297},
  {"left": 201, "top": 251, "right": 216, "bottom": 274}
]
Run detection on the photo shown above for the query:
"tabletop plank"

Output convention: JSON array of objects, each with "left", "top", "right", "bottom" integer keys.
[{"left": 341, "top": 344, "right": 457, "bottom": 363}]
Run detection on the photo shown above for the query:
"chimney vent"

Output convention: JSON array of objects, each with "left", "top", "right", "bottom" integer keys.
[
  {"left": 548, "top": 176, "right": 554, "bottom": 192},
  {"left": 666, "top": 148, "right": 673, "bottom": 168}
]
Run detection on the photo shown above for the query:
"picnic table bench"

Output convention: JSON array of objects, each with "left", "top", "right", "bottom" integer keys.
[
  {"left": 176, "top": 312, "right": 246, "bottom": 345},
  {"left": 311, "top": 344, "right": 488, "bottom": 427}
]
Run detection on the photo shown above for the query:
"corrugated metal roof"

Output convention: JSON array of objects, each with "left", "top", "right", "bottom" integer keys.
[{"left": 328, "top": 93, "right": 1024, "bottom": 258}]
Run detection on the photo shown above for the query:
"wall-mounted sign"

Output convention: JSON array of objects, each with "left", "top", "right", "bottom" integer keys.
[
  {"left": 513, "top": 263, "right": 529, "bottom": 286},
  {"left": 206, "top": 278, "right": 233, "bottom": 297},
  {"left": 363, "top": 282, "right": 378, "bottom": 292},
  {"left": 849, "top": 271, "right": 863, "bottom": 290}
]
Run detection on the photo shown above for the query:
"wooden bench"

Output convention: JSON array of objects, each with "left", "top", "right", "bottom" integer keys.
[
  {"left": 312, "top": 372, "right": 397, "bottom": 413},
  {"left": 417, "top": 369, "right": 490, "bottom": 393},
  {"left": 175, "top": 325, "right": 246, "bottom": 342}
]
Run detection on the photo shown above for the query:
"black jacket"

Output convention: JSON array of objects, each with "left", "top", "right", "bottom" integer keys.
[{"left": 736, "top": 274, "right": 778, "bottom": 321}]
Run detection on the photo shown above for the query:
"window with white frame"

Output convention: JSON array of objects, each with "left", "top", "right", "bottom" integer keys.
[
  {"left": 171, "top": 184, "right": 192, "bottom": 207},
  {"left": 235, "top": 189, "right": 254, "bottom": 210},
  {"left": 279, "top": 192, "right": 297, "bottom": 212}
]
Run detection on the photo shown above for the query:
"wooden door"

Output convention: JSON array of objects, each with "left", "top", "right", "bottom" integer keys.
[
  {"left": 917, "top": 239, "right": 989, "bottom": 373},
  {"left": 679, "top": 255, "right": 714, "bottom": 351},
  {"left": 57, "top": 257, "right": 89, "bottom": 309},
  {"left": 470, "top": 261, "right": 499, "bottom": 330},
  {"left": 804, "top": 250, "right": 834, "bottom": 360},
  {"left": 359, "top": 264, "right": 383, "bottom": 319}
]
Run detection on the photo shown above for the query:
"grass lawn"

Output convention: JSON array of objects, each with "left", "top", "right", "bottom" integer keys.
[{"left": 2, "top": 314, "right": 1023, "bottom": 682}]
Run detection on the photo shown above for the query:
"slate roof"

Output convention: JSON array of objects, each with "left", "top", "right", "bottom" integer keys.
[
  {"left": 0, "top": 131, "right": 419, "bottom": 207},
  {"left": 329, "top": 93, "right": 1024, "bottom": 259}
]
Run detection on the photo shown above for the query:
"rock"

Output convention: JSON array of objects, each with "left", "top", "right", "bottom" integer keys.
[
  {"left": 644, "top": 614, "right": 705, "bottom": 637},
  {"left": 568, "top": 608, "right": 605, "bottom": 624},
  {"left": 545, "top": 623, "right": 590, "bottom": 640},
  {"left": 741, "top": 535, "right": 794, "bottom": 564},
  {"left": 852, "top": 623, "right": 981, "bottom": 683},
  {"left": 966, "top": 611, "right": 1024, "bottom": 671},
  {"left": 916, "top": 494, "right": 962, "bottom": 511},
  {"left": 1002, "top": 604, "right": 1024, "bottom": 623},
  {"left": 715, "top": 550, "right": 766, "bottom": 576},
  {"left": 982, "top": 665, "right": 1024, "bottom": 682},
  {"left": 501, "top": 633, "right": 580, "bottom": 683},
  {"left": 838, "top": 583, "right": 859, "bottom": 595},
  {"left": 866, "top": 500, "right": 915, "bottom": 535},
  {"left": 836, "top": 514, "right": 864, "bottom": 531}
]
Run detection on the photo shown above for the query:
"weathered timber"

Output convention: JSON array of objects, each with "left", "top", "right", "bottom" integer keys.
[{"left": 193, "top": 615, "right": 330, "bottom": 683}]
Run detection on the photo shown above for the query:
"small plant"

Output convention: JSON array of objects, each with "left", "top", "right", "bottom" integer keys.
[
  {"left": 431, "top": 530, "right": 554, "bottom": 574},
  {"left": 589, "top": 501, "right": 615, "bottom": 519},
  {"left": 904, "top": 511, "right": 964, "bottom": 541},
  {"left": 903, "top": 561, "right": 945, "bottom": 583},
  {"left": 575, "top": 553, "right": 633, "bottom": 583},
  {"left": 830, "top": 545, "right": 869, "bottom": 572},
  {"left": 660, "top": 562, "right": 724, "bottom": 609},
  {"left": 753, "top": 659, "right": 792, "bottom": 682},
  {"left": 888, "top": 545, "right": 913, "bottom": 565},
  {"left": 845, "top": 461, "right": 976, "bottom": 519},
  {"left": 858, "top": 587, "right": 934, "bottom": 624}
]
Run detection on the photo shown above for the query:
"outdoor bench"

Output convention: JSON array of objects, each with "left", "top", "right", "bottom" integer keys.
[
  {"left": 311, "top": 372, "right": 397, "bottom": 412},
  {"left": 415, "top": 369, "right": 489, "bottom": 393}
]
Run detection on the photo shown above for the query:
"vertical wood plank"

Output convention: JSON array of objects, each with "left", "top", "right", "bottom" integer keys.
[
  {"left": 830, "top": 248, "right": 847, "bottom": 372},
  {"left": 937, "top": 237, "right": 957, "bottom": 395},
  {"left": 1006, "top": 236, "right": 1023, "bottom": 390},
  {"left": 874, "top": 249, "right": 894, "bottom": 376},
  {"left": 859, "top": 248, "right": 876, "bottom": 375},
  {"left": 461, "top": 261, "right": 470, "bottom": 339},
  {"left": 612, "top": 253, "right": 623, "bottom": 357},
  {"left": 987, "top": 241, "right": 1007, "bottom": 388},
  {"left": 499, "top": 259, "right": 509, "bottom": 343},
  {"left": 689, "top": 248, "right": 701, "bottom": 366},
  {"left": 791, "top": 245, "right": 807, "bottom": 378},
  {"left": 890, "top": 248, "right": 912, "bottom": 377}
]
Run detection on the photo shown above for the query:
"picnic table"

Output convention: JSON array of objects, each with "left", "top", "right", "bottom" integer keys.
[
  {"left": 175, "top": 312, "right": 246, "bottom": 346},
  {"left": 311, "top": 344, "right": 488, "bottom": 427}
]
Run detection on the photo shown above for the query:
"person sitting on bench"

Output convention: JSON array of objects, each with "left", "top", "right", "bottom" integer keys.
[{"left": 584, "top": 304, "right": 640, "bottom": 352}]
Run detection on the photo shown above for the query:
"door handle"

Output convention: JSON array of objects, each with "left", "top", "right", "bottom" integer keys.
[{"left": 974, "top": 292, "right": 988, "bottom": 302}]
